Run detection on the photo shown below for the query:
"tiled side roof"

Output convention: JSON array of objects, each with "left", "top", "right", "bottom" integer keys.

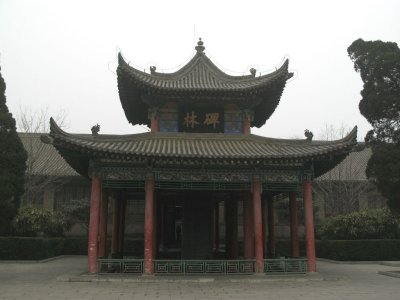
[
  {"left": 18, "top": 132, "right": 80, "bottom": 177},
  {"left": 48, "top": 118, "right": 357, "bottom": 177},
  {"left": 316, "top": 144, "right": 371, "bottom": 181}
]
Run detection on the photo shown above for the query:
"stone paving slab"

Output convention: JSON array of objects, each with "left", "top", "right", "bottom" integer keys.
[
  {"left": 0, "top": 256, "right": 399, "bottom": 300},
  {"left": 58, "top": 272, "right": 323, "bottom": 283}
]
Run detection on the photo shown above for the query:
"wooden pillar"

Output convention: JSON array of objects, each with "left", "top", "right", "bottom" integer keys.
[
  {"left": 243, "top": 119, "right": 250, "bottom": 134},
  {"left": 151, "top": 118, "right": 159, "bottom": 133},
  {"left": 267, "top": 196, "right": 275, "bottom": 257},
  {"left": 149, "top": 108, "right": 159, "bottom": 133},
  {"left": 289, "top": 191, "right": 300, "bottom": 257},
  {"left": 252, "top": 177, "right": 263, "bottom": 273},
  {"left": 243, "top": 192, "right": 254, "bottom": 259},
  {"left": 243, "top": 110, "right": 252, "bottom": 135},
  {"left": 111, "top": 197, "right": 121, "bottom": 256},
  {"left": 225, "top": 197, "right": 238, "bottom": 259},
  {"left": 88, "top": 175, "right": 101, "bottom": 274},
  {"left": 144, "top": 176, "right": 155, "bottom": 274},
  {"left": 98, "top": 188, "right": 109, "bottom": 258},
  {"left": 304, "top": 179, "right": 317, "bottom": 272}
]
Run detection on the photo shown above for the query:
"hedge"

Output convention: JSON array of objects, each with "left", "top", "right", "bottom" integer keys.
[
  {"left": 0, "top": 237, "right": 143, "bottom": 260},
  {"left": 1, "top": 237, "right": 400, "bottom": 261},
  {"left": 275, "top": 239, "right": 400, "bottom": 261},
  {"left": 316, "top": 239, "right": 400, "bottom": 261},
  {"left": 0, "top": 237, "right": 64, "bottom": 260}
]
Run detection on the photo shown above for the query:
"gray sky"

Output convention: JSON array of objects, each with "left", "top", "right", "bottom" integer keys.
[{"left": 1, "top": 0, "right": 399, "bottom": 140}]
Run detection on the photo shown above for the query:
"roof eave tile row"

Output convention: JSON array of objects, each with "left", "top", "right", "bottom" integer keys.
[
  {"left": 48, "top": 119, "right": 357, "bottom": 172},
  {"left": 117, "top": 53, "right": 292, "bottom": 95}
]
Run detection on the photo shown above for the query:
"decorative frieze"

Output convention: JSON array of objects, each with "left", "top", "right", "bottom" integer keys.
[
  {"left": 155, "top": 171, "right": 251, "bottom": 183},
  {"left": 101, "top": 167, "right": 146, "bottom": 181},
  {"left": 99, "top": 165, "right": 304, "bottom": 186},
  {"left": 262, "top": 170, "right": 302, "bottom": 183}
]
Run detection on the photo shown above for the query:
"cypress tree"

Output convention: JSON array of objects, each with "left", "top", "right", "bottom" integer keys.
[
  {"left": 348, "top": 39, "right": 400, "bottom": 213},
  {"left": 0, "top": 66, "right": 27, "bottom": 235}
]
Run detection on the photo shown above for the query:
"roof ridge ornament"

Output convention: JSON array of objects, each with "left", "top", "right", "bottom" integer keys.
[
  {"left": 304, "top": 129, "right": 314, "bottom": 142},
  {"left": 91, "top": 124, "right": 100, "bottom": 136},
  {"left": 195, "top": 38, "right": 205, "bottom": 54}
]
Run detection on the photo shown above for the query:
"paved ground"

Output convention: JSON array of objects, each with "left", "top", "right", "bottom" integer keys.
[{"left": 0, "top": 256, "right": 399, "bottom": 300}]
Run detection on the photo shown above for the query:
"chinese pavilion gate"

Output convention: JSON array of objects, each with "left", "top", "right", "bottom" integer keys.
[{"left": 44, "top": 39, "right": 357, "bottom": 275}]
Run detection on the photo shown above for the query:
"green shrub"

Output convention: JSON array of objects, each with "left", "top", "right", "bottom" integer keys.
[
  {"left": 0, "top": 237, "right": 64, "bottom": 260},
  {"left": 319, "top": 208, "right": 399, "bottom": 240},
  {"left": 316, "top": 239, "right": 400, "bottom": 260},
  {"left": 13, "top": 207, "right": 72, "bottom": 237}
]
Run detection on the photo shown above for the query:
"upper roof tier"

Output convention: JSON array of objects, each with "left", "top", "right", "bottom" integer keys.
[{"left": 117, "top": 39, "right": 293, "bottom": 127}]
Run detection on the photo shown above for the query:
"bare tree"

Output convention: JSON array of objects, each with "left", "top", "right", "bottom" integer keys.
[
  {"left": 16, "top": 107, "right": 69, "bottom": 207},
  {"left": 314, "top": 124, "right": 370, "bottom": 216}
]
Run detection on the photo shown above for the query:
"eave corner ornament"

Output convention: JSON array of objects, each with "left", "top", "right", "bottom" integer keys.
[
  {"left": 304, "top": 129, "right": 313, "bottom": 142},
  {"left": 91, "top": 124, "right": 100, "bottom": 136}
]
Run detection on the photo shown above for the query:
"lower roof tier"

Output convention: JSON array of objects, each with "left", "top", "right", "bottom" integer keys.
[{"left": 44, "top": 118, "right": 357, "bottom": 179}]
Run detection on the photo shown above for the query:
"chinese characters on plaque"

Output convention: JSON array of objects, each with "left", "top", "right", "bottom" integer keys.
[{"left": 179, "top": 108, "right": 224, "bottom": 133}]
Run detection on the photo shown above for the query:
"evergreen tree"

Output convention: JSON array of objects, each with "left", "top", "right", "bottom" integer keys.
[
  {"left": 0, "top": 66, "right": 27, "bottom": 235},
  {"left": 348, "top": 39, "right": 400, "bottom": 212}
]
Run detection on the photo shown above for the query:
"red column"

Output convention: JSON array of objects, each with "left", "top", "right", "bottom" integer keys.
[
  {"left": 243, "top": 118, "right": 251, "bottom": 134},
  {"left": 304, "top": 179, "right": 317, "bottom": 272},
  {"left": 243, "top": 192, "right": 254, "bottom": 259},
  {"left": 111, "top": 198, "right": 121, "bottom": 256},
  {"left": 98, "top": 188, "right": 108, "bottom": 258},
  {"left": 289, "top": 192, "right": 300, "bottom": 257},
  {"left": 267, "top": 196, "right": 275, "bottom": 257},
  {"left": 144, "top": 176, "right": 155, "bottom": 274},
  {"left": 88, "top": 175, "right": 101, "bottom": 274},
  {"left": 148, "top": 108, "right": 159, "bottom": 133},
  {"left": 243, "top": 111, "right": 252, "bottom": 134},
  {"left": 252, "top": 177, "right": 263, "bottom": 273},
  {"left": 151, "top": 118, "right": 159, "bottom": 132}
]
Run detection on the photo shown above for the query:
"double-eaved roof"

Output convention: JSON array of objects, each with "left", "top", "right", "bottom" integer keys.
[
  {"left": 117, "top": 39, "right": 293, "bottom": 127},
  {"left": 42, "top": 40, "right": 357, "bottom": 181}
]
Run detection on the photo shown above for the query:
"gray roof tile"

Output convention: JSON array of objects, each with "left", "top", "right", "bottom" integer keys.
[{"left": 18, "top": 132, "right": 79, "bottom": 177}]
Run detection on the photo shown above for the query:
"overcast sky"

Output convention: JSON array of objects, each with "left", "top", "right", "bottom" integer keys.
[{"left": 1, "top": 0, "right": 399, "bottom": 141}]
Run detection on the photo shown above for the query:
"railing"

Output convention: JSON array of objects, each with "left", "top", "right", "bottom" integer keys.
[
  {"left": 98, "top": 259, "right": 143, "bottom": 274},
  {"left": 264, "top": 258, "right": 307, "bottom": 274},
  {"left": 154, "top": 259, "right": 255, "bottom": 275},
  {"left": 98, "top": 258, "right": 307, "bottom": 275}
]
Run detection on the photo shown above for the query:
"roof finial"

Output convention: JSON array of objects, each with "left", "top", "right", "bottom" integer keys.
[{"left": 195, "top": 38, "right": 205, "bottom": 53}]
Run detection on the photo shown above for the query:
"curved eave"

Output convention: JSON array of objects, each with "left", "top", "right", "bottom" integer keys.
[
  {"left": 117, "top": 52, "right": 292, "bottom": 126},
  {"left": 118, "top": 52, "right": 291, "bottom": 90},
  {"left": 48, "top": 118, "right": 357, "bottom": 178}
]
